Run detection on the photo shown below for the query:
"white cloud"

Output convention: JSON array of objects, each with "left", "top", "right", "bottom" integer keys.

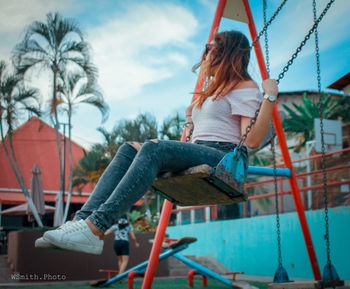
[
  {"left": 197, "top": 0, "right": 217, "bottom": 11},
  {"left": 0, "top": 0, "right": 71, "bottom": 33},
  {"left": 87, "top": 2, "right": 198, "bottom": 101},
  {"left": 0, "top": 0, "right": 74, "bottom": 60}
]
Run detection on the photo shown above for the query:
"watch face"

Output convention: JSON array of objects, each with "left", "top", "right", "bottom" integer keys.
[{"left": 265, "top": 94, "right": 276, "bottom": 101}]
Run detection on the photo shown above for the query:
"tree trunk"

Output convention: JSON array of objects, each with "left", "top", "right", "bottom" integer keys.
[
  {"left": 143, "top": 193, "right": 152, "bottom": 223},
  {"left": 0, "top": 124, "right": 43, "bottom": 226},
  {"left": 52, "top": 68, "right": 64, "bottom": 226},
  {"left": 62, "top": 112, "right": 73, "bottom": 223}
]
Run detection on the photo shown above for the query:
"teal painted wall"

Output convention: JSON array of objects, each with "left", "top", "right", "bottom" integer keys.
[{"left": 166, "top": 206, "right": 350, "bottom": 280}]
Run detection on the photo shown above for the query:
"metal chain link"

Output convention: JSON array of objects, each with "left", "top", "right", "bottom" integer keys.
[
  {"left": 313, "top": 0, "right": 322, "bottom": 92},
  {"left": 271, "top": 133, "right": 283, "bottom": 266},
  {"left": 238, "top": 108, "right": 260, "bottom": 148},
  {"left": 276, "top": 0, "right": 335, "bottom": 84},
  {"left": 251, "top": 0, "right": 288, "bottom": 48},
  {"left": 264, "top": 0, "right": 283, "bottom": 267},
  {"left": 238, "top": 0, "right": 288, "bottom": 149},
  {"left": 263, "top": 0, "right": 270, "bottom": 76},
  {"left": 312, "top": 0, "right": 331, "bottom": 265},
  {"left": 238, "top": 0, "right": 335, "bottom": 150},
  {"left": 320, "top": 94, "right": 331, "bottom": 264}
]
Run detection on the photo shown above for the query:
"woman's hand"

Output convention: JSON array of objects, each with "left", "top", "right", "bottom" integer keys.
[
  {"left": 185, "top": 102, "right": 195, "bottom": 142},
  {"left": 262, "top": 79, "right": 278, "bottom": 96},
  {"left": 242, "top": 79, "right": 278, "bottom": 149},
  {"left": 185, "top": 122, "right": 194, "bottom": 143}
]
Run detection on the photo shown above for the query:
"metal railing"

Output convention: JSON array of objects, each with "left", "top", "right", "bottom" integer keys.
[{"left": 171, "top": 147, "right": 350, "bottom": 225}]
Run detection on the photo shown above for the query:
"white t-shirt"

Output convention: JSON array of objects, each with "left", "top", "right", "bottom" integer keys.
[
  {"left": 109, "top": 224, "right": 133, "bottom": 241},
  {"left": 191, "top": 88, "right": 262, "bottom": 144}
]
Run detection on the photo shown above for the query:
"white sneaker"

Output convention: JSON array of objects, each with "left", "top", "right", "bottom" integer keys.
[
  {"left": 43, "top": 220, "right": 104, "bottom": 255},
  {"left": 35, "top": 221, "right": 74, "bottom": 249},
  {"left": 35, "top": 237, "right": 57, "bottom": 249}
]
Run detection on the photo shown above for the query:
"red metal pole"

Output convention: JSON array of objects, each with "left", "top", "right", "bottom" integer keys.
[
  {"left": 142, "top": 2, "right": 227, "bottom": 288},
  {"left": 188, "top": 269, "right": 196, "bottom": 287},
  {"left": 141, "top": 200, "right": 172, "bottom": 289},
  {"left": 202, "top": 275, "right": 208, "bottom": 287},
  {"left": 128, "top": 271, "right": 137, "bottom": 289},
  {"left": 242, "top": 0, "right": 321, "bottom": 280}
]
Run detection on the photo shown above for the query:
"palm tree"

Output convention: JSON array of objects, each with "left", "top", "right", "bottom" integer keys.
[
  {"left": 12, "top": 12, "right": 95, "bottom": 225},
  {"left": 113, "top": 113, "right": 158, "bottom": 221},
  {"left": 75, "top": 113, "right": 158, "bottom": 187},
  {"left": 57, "top": 70, "right": 109, "bottom": 222},
  {"left": 72, "top": 125, "right": 121, "bottom": 191},
  {"left": 159, "top": 112, "right": 185, "bottom": 140},
  {"left": 114, "top": 113, "right": 158, "bottom": 144},
  {"left": 335, "top": 96, "right": 350, "bottom": 123},
  {"left": 73, "top": 113, "right": 158, "bottom": 220},
  {"left": 282, "top": 92, "right": 339, "bottom": 151},
  {"left": 73, "top": 144, "right": 109, "bottom": 191},
  {"left": 0, "top": 60, "right": 43, "bottom": 226},
  {"left": 96, "top": 127, "right": 119, "bottom": 161}
]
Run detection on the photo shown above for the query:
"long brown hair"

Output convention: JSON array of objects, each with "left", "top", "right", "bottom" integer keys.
[{"left": 193, "top": 30, "right": 252, "bottom": 108}]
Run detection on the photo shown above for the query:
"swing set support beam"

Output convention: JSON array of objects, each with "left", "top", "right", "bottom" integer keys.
[
  {"left": 242, "top": 0, "right": 322, "bottom": 281},
  {"left": 141, "top": 1, "right": 321, "bottom": 288}
]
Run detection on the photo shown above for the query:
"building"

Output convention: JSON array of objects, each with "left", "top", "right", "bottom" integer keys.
[
  {"left": 0, "top": 117, "right": 93, "bottom": 228},
  {"left": 328, "top": 71, "right": 350, "bottom": 96}
]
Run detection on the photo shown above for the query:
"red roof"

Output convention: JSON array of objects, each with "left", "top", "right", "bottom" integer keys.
[
  {"left": 328, "top": 72, "right": 350, "bottom": 90},
  {"left": 0, "top": 117, "right": 93, "bottom": 204}
]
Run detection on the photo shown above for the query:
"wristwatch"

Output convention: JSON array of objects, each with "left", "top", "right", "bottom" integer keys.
[{"left": 263, "top": 94, "right": 277, "bottom": 102}]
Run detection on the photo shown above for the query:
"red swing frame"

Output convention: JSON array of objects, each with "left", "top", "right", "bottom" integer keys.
[{"left": 141, "top": 1, "right": 322, "bottom": 288}]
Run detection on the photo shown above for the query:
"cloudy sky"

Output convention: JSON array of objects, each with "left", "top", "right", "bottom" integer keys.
[{"left": 0, "top": 0, "right": 349, "bottom": 149}]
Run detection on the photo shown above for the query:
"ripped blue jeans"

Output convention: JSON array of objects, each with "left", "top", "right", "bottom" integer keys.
[{"left": 74, "top": 140, "right": 248, "bottom": 232}]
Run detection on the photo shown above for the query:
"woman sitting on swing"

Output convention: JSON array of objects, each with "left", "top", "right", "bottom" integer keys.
[{"left": 36, "top": 30, "right": 278, "bottom": 255}]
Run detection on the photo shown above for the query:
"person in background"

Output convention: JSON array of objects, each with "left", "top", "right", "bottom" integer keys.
[{"left": 105, "top": 215, "right": 140, "bottom": 274}]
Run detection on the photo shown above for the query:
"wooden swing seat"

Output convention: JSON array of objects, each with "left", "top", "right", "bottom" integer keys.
[{"left": 153, "top": 164, "right": 247, "bottom": 206}]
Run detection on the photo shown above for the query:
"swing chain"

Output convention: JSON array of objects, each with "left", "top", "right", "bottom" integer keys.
[
  {"left": 263, "top": 0, "right": 270, "bottom": 76},
  {"left": 239, "top": 0, "right": 287, "bottom": 150},
  {"left": 277, "top": 0, "right": 335, "bottom": 84},
  {"left": 251, "top": 0, "right": 288, "bottom": 48},
  {"left": 237, "top": 107, "right": 260, "bottom": 149},
  {"left": 319, "top": 93, "right": 331, "bottom": 264},
  {"left": 263, "top": 0, "right": 283, "bottom": 266},
  {"left": 238, "top": 0, "right": 335, "bottom": 150},
  {"left": 271, "top": 135, "right": 283, "bottom": 266},
  {"left": 312, "top": 0, "right": 331, "bottom": 264},
  {"left": 313, "top": 0, "right": 322, "bottom": 92}
]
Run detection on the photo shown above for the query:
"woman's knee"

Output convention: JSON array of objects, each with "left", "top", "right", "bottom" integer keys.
[
  {"left": 126, "top": 141, "right": 142, "bottom": 151},
  {"left": 124, "top": 140, "right": 160, "bottom": 158},
  {"left": 137, "top": 139, "right": 160, "bottom": 156},
  {"left": 143, "top": 139, "right": 160, "bottom": 148}
]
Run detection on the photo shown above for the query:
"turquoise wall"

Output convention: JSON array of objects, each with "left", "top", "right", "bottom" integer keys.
[{"left": 167, "top": 206, "right": 350, "bottom": 280}]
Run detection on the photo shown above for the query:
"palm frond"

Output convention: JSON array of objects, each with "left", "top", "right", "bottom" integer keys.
[
  {"left": 0, "top": 69, "right": 41, "bottom": 131},
  {"left": 0, "top": 60, "right": 6, "bottom": 78}
]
